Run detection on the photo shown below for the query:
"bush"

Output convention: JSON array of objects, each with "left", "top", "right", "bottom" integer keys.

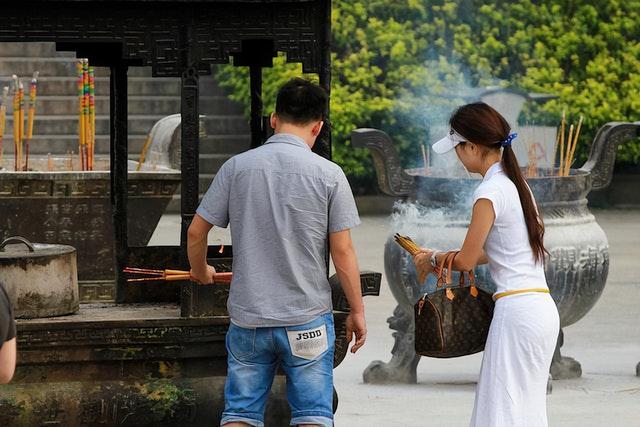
[{"left": 215, "top": 0, "right": 640, "bottom": 185}]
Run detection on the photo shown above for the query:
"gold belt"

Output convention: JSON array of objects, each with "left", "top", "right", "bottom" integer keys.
[{"left": 493, "top": 288, "right": 550, "bottom": 301}]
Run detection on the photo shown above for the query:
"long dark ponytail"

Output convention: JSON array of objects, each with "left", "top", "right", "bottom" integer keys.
[{"left": 450, "top": 102, "right": 547, "bottom": 263}]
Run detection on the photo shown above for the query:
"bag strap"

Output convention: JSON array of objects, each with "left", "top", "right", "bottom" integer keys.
[{"left": 436, "top": 250, "right": 479, "bottom": 299}]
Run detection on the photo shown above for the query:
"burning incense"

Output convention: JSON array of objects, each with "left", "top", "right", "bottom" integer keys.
[
  {"left": 137, "top": 133, "right": 153, "bottom": 171},
  {"left": 12, "top": 76, "right": 20, "bottom": 171},
  {"left": 564, "top": 124, "right": 574, "bottom": 176},
  {"left": 394, "top": 233, "right": 422, "bottom": 257},
  {"left": 24, "top": 71, "right": 39, "bottom": 171},
  {"left": 18, "top": 81, "right": 25, "bottom": 170},
  {"left": 88, "top": 65, "right": 95, "bottom": 170},
  {"left": 77, "top": 59, "right": 85, "bottom": 170},
  {"left": 565, "top": 115, "right": 583, "bottom": 174},
  {"left": 558, "top": 110, "right": 566, "bottom": 176},
  {"left": 551, "top": 127, "right": 560, "bottom": 174},
  {"left": 0, "top": 87, "right": 8, "bottom": 166},
  {"left": 83, "top": 59, "right": 90, "bottom": 171},
  {"left": 421, "top": 144, "right": 429, "bottom": 175},
  {"left": 47, "top": 153, "right": 53, "bottom": 171},
  {"left": 123, "top": 267, "right": 233, "bottom": 284}
]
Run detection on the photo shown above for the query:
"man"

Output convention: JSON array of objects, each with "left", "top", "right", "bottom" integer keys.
[
  {"left": 0, "top": 284, "right": 16, "bottom": 384},
  {"left": 188, "top": 78, "right": 366, "bottom": 427}
]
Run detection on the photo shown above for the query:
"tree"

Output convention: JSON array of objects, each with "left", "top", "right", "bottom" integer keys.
[{"left": 216, "top": 0, "right": 640, "bottom": 187}]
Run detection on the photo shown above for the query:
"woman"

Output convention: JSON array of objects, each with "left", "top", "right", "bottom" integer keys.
[{"left": 414, "top": 102, "right": 560, "bottom": 426}]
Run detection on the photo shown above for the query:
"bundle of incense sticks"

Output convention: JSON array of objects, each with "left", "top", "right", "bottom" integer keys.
[
  {"left": 555, "top": 113, "right": 584, "bottom": 177},
  {"left": 24, "top": 71, "right": 39, "bottom": 171},
  {"left": 123, "top": 267, "right": 233, "bottom": 284},
  {"left": 0, "top": 87, "right": 8, "bottom": 166},
  {"left": 76, "top": 59, "right": 96, "bottom": 171},
  {"left": 394, "top": 233, "right": 422, "bottom": 257}
]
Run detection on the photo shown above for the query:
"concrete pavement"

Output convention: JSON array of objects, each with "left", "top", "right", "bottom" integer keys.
[{"left": 150, "top": 209, "right": 640, "bottom": 426}]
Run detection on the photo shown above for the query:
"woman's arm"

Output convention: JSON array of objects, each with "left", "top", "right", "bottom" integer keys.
[
  {"left": 414, "top": 199, "right": 495, "bottom": 281},
  {"left": 450, "top": 198, "right": 494, "bottom": 270}
]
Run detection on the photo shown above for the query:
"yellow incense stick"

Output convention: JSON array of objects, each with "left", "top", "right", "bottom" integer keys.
[
  {"left": 77, "top": 60, "right": 85, "bottom": 170},
  {"left": 25, "top": 71, "right": 38, "bottom": 171},
  {"left": 0, "top": 87, "right": 8, "bottom": 166},
  {"left": 83, "top": 59, "right": 90, "bottom": 171},
  {"left": 12, "top": 76, "right": 20, "bottom": 171},
  {"left": 89, "top": 65, "right": 95, "bottom": 170},
  {"left": 558, "top": 110, "right": 566, "bottom": 176},
  {"left": 566, "top": 115, "right": 583, "bottom": 173},
  {"left": 564, "top": 124, "right": 574, "bottom": 176},
  {"left": 551, "top": 126, "right": 560, "bottom": 175}
]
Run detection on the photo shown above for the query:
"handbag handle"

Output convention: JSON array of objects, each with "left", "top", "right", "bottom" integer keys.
[{"left": 436, "top": 250, "right": 479, "bottom": 299}]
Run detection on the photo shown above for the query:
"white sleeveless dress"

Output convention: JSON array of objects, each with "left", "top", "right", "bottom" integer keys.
[{"left": 469, "top": 163, "right": 560, "bottom": 427}]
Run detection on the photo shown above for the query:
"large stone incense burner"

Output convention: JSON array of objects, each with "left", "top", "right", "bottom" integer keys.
[
  {"left": 352, "top": 122, "right": 640, "bottom": 383},
  {"left": 0, "top": 156, "right": 180, "bottom": 301}
]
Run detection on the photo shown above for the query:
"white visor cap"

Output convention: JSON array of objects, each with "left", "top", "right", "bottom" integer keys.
[{"left": 432, "top": 129, "right": 467, "bottom": 154}]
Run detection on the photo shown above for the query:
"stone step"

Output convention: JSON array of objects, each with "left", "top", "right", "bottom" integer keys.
[
  {"left": 199, "top": 154, "right": 232, "bottom": 175},
  {"left": 1, "top": 113, "right": 248, "bottom": 136},
  {"left": 199, "top": 134, "right": 251, "bottom": 155},
  {"left": 0, "top": 76, "right": 230, "bottom": 97},
  {"left": 0, "top": 57, "right": 159, "bottom": 78},
  {"left": 1, "top": 133, "right": 249, "bottom": 157},
  {"left": 15, "top": 95, "right": 242, "bottom": 116},
  {"left": 0, "top": 43, "right": 75, "bottom": 58},
  {"left": 0, "top": 134, "right": 147, "bottom": 156}
]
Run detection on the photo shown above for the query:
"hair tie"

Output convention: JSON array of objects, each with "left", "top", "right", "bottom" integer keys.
[{"left": 501, "top": 132, "right": 517, "bottom": 148}]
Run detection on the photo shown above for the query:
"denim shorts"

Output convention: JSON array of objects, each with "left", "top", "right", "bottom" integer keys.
[{"left": 221, "top": 312, "right": 335, "bottom": 427}]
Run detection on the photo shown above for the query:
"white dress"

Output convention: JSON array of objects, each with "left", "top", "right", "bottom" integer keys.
[{"left": 469, "top": 163, "right": 560, "bottom": 427}]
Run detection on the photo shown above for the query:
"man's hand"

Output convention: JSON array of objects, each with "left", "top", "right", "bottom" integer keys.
[
  {"left": 190, "top": 264, "right": 217, "bottom": 285},
  {"left": 345, "top": 312, "right": 367, "bottom": 353},
  {"left": 413, "top": 249, "right": 434, "bottom": 284}
]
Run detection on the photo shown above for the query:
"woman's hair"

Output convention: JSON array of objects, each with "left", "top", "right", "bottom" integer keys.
[{"left": 450, "top": 102, "right": 547, "bottom": 263}]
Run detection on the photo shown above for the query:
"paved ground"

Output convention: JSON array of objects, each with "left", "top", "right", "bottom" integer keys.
[{"left": 151, "top": 209, "right": 640, "bottom": 426}]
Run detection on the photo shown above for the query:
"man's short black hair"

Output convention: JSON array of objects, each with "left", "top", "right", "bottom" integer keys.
[{"left": 275, "top": 78, "right": 327, "bottom": 125}]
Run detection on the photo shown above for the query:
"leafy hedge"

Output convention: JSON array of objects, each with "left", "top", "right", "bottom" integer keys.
[{"left": 215, "top": 0, "right": 640, "bottom": 186}]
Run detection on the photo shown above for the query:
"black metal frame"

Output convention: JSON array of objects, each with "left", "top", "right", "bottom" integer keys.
[{"left": 2, "top": 0, "right": 332, "bottom": 303}]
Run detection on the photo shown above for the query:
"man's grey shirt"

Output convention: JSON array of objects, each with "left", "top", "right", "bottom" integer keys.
[{"left": 197, "top": 133, "right": 361, "bottom": 328}]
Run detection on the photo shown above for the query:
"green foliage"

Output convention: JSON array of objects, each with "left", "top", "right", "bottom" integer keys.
[{"left": 215, "top": 0, "right": 640, "bottom": 184}]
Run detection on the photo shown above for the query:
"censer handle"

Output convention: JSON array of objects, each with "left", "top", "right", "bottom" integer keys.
[{"left": 0, "top": 236, "right": 35, "bottom": 252}]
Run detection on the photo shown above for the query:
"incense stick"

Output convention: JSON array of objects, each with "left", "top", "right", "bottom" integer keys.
[
  {"left": 18, "top": 81, "right": 24, "bottom": 170},
  {"left": 551, "top": 126, "right": 560, "bottom": 175},
  {"left": 564, "top": 124, "right": 575, "bottom": 176},
  {"left": 77, "top": 60, "right": 85, "bottom": 170},
  {"left": 25, "top": 71, "right": 39, "bottom": 171},
  {"left": 12, "top": 76, "right": 19, "bottom": 171},
  {"left": 566, "top": 115, "right": 583, "bottom": 174},
  {"left": 89, "top": 65, "right": 95, "bottom": 170},
  {"left": 421, "top": 144, "right": 429, "bottom": 175},
  {"left": 0, "top": 87, "right": 8, "bottom": 167},
  {"left": 558, "top": 110, "right": 566, "bottom": 176}
]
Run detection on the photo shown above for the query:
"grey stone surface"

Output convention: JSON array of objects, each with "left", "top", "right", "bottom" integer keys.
[{"left": 150, "top": 210, "right": 640, "bottom": 426}]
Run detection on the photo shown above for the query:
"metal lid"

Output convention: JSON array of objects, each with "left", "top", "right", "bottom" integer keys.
[{"left": 0, "top": 236, "right": 75, "bottom": 259}]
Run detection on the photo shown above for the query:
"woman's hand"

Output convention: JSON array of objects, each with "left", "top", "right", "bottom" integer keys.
[{"left": 413, "top": 249, "right": 434, "bottom": 284}]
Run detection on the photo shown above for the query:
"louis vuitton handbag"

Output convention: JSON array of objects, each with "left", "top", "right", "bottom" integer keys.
[{"left": 395, "top": 234, "right": 494, "bottom": 358}]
